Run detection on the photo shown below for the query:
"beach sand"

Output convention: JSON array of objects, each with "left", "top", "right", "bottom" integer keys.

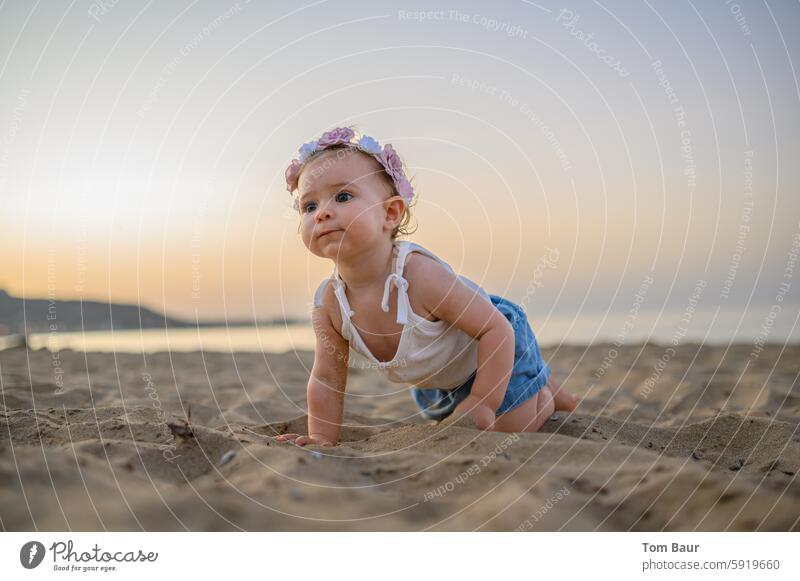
[{"left": 1, "top": 342, "right": 798, "bottom": 531}]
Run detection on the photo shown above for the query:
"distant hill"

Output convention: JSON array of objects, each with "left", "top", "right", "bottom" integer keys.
[
  {"left": 0, "top": 289, "right": 307, "bottom": 334},
  {"left": 0, "top": 289, "right": 191, "bottom": 333}
]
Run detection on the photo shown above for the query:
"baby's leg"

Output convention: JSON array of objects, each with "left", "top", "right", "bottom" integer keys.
[
  {"left": 491, "top": 385, "right": 555, "bottom": 433},
  {"left": 490, "top": 377, "right": 579, "bottom": 433}
]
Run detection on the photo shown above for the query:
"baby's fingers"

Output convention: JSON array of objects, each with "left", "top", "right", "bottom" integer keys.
[
  {"left": 273, "top": 433, "right": 301, "bottom": 442},
  {"left": 273, "top": 434, "right": 332, "bottom": 447}
]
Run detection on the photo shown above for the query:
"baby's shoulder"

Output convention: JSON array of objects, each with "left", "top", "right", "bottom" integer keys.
[
  {"left": 403, "top": 251, "right": 462, "bottom": 312},
  {"left": 404, "top": 251, "right": 455, "bottom": 286},
  {"left": 404, "top": 249, "right": 487, "bottom": 309},
  {"left": 312, "top": 279, "right": 345, "bottom": 338}
]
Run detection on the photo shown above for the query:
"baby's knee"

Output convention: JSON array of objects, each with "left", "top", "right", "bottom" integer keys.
[{"left": 491, "top": 388, "right": 554, "bottom": 433}]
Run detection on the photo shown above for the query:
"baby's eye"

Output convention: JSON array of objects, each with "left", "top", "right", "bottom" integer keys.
[
  {"left": 336, "top": 191, "right": 353, "bottom": 202},
  {"left": 302, "top": 202, "right": 317, "bottom": 214}
]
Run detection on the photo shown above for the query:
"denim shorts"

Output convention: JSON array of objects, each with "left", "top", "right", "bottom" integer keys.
[{"left": 411, "top": 294, "right": 552, "bottom": 420}]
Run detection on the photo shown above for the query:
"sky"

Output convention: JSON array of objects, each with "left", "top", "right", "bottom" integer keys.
[{"left": 1, "top": 0, "right": 798, "bottom": 323}]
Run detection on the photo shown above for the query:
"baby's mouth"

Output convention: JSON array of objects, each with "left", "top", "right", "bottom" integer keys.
[{"left": 316, "top": 228, "right": 342, "bottom": 240}]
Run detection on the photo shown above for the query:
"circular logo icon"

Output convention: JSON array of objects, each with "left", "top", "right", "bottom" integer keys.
[{"left": 20, "top": 541, "right": 46, "bottom": 569}]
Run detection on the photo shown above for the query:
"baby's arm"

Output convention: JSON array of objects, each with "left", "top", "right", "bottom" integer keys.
[
  {"left": 274, "top": 291, "right": 349, "bottom": 447},
  {"left": 409, "top": 257, "right": 515, "bottom": 430}
]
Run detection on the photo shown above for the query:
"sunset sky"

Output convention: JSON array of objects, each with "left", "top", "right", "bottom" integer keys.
[{"left": 2, "top": 0, "right": 798, "bottom": 323}]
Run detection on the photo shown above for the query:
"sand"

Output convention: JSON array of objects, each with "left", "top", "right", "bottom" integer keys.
[{"left": 1, "top": 342, "right": 798, "bottom": 531}]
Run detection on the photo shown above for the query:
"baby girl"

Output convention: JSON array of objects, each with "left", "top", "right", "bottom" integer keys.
[{"left": 274, "top": 127, "right": 578, "bottom": 447}]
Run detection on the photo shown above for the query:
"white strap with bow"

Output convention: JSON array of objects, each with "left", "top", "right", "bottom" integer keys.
[{"left": 381, "top": 272, "right": 410, "bottom": 325}]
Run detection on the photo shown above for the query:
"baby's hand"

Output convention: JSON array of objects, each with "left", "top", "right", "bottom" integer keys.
[
  {"left": 273, "top": 433, "right": 335, "bottom": 447},
  {"left": 449, "top": 395, "right": 495, "bottom": 430}
]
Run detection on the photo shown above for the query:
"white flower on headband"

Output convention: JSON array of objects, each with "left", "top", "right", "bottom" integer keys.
[
  {"left": 357, "top": 135, "right": 381, "bottom": 155},
  {"left": 298, "top": 140, "right": 318, "bottom": 162}
]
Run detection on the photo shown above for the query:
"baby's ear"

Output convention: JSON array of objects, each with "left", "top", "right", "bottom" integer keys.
[{"left": 383, "top": 195, "right": 405, "bottom": 230}]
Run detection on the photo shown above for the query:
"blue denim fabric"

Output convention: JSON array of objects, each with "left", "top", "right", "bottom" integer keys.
[{"left": 411, "top": 294, "right": 552, "bottom": 420}]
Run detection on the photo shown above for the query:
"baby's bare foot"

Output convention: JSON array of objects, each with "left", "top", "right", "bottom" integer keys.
[{"left": 549, "top": 378, "right": 579, "bottom": 412}]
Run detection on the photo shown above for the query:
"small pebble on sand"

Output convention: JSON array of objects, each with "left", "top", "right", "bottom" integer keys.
[
  {"left": 220, "top": 450, "right": 236, "bottom": 466},
  {"left": 729, "top": 459, "right": 744, "bottom": 471}
]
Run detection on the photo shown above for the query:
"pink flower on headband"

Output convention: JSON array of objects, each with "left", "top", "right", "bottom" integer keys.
[
  {"left": 317, "top": 127, "right": 355, "bottom": 147},
  {"left": 378, "top": 144, "right": 404, "bottom": 183},
  {"left": 395, "top": 178, "right": 414, "bottom": 201},
  {"left": 285, "top": 159, "right": 302, "bottom": 193}
]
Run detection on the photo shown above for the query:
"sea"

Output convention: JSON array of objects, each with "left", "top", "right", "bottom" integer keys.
[{"left": 25, "top": 305, "right": 800, "bottom": 353}]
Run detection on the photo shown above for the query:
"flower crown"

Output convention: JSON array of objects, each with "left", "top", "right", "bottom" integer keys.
[{"left": 285, "top": 127, "right": 414, "bottom": 211}]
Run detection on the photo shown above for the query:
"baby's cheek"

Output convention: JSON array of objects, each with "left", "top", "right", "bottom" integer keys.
[{"left": 349, "top": 207, "right": 380, "bottom": 231}]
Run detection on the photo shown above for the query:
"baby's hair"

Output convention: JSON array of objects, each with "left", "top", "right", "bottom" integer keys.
[{"left": 296, "top": 144, "right": 417, "bottom": 240}]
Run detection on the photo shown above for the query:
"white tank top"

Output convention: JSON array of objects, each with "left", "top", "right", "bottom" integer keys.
[{"left": 313, "top": 240, "right": 492, "bottom": 390}]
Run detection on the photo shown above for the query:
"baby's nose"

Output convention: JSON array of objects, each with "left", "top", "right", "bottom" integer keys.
[{"left": 315, "top": 206, "right": 332, "bottom": 221}]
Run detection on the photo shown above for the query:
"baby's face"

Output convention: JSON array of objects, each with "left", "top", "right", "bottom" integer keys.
[{"left": 297, "top": 149, "right": 397, "bottom": 260}]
